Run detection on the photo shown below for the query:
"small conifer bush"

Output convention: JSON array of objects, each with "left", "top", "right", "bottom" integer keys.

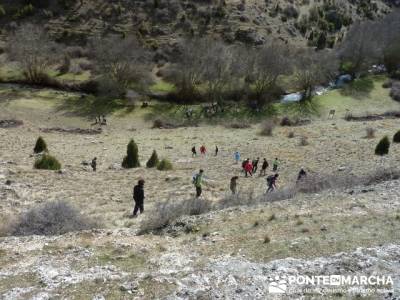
[
  {"left": 146, "top": 150, "right": 159, "bottom": 168},
  {"left": 34, "top": 136, "right": 47, "bottom": 153},
  {"left": 393, "top": 130, "right": 400, "bottom": 143},
  {"left": 375, "top": 136, "right": 390, "bottom": 156},
  {"left": 157, "top": 159, "right": 173, "bottom": 171},
  {"left": 34, "top": 154, "right": 61, "bottom": 170},
  {"left": 122, "top": 139, "right": 140, "bottom": 168}
]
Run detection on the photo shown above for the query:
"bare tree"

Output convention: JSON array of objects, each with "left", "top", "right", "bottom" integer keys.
[
  {"left": 166, "top": 38, "right": 209, "bottom": 99},
  {"left": 245, "top": 41, "right": 291, "bottom": 107},
  {"left": 6, "top": 24, "right": 60, "bottom": 84},
  {"left": 201, "top": 39, "right": 234, "bottom": 103},
  {"left": 90, "top": 35, "right": 152, "bottom": 94},
  {"left": 294, "top": 48, "right": 338, "bottom": 101},
  {"left": 338, "top": 21, "right": 380, "bottom": 78}
]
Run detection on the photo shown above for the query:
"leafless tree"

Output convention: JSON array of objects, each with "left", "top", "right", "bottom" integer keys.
[
  {"left": 201, "top": 39, "right": 234, "bottom": 102},
  {"left": 166, "top": 38, "right": 209, "bottom": 98},
  {"left": 338, "top": 21, "right": 380, "bottom": 78},
  {"left": 246, "top": 41, "right": 291, "bottom": 106},
  {"left": 294, "top": 48, "right": 338, "bottom": 101},
  {"left": 6, "top": 24, "right": 60, "bottom": 84},
  {"left": 90, "top": 34, "right": 152, "bottom": 93}
]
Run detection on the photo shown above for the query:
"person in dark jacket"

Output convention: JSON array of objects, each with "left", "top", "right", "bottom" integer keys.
[
  {"left": 91, "top": 157, "right": 97, "bottom": 172},
  {"left": 297, "top": 168, "right": 307, "bottom": 182},
  {"left": 192, "top": 146, "right": 197, "bottom": 157},
  {"left": 132, "top": 179, "right": 145, "bottom": 217},
  {"left": 252, "top": 157, "right": 259, "bottom": 173},
  {"left": 215, "top": 145, "right": 219, "bottom": 156},
  {"left": 260, "top": 158, "right": 268, "bottom": 176}
]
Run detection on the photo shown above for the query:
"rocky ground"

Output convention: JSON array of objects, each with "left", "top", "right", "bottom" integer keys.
[{"left": 0, "top": 83, "right": 400, "bottom": 299}]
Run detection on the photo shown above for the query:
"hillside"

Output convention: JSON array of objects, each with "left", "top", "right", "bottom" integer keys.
[{"left": 0, "top": 0, "right": 397, "bottom": 56}]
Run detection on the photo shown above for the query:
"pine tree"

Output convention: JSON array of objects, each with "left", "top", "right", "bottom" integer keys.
[
  {"left": 146, "top": 150, "right": 159, "bottom": 168},
  {"left": 122, "top": 139, "right": 140, "bottom": 168},
  {"left": 34, "top": 136, "right": 48, "bottom": 153},
  {"left": 393, "top": 130, "right": 400, "bottom": 143},
  {"left": 375, "top": 136, "right": 390, "bottom": 156}
]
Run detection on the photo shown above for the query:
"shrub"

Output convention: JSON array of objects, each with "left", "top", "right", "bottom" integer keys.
[
  {"left": 146, "top": 150, "right": 159, "bottom": 168},
  {"left": 4, "top": 200, "right": 97, "bottom": 236},
  {"left": 33, "top": 136, "right": 48, "bottom": 153},
  {"left": 393, "top": 130, "right": 400, "bottom": 143},
  {"left": 122, "top": 139, "right": 140, "bottom": 168},
  {"left": 365, "top": 128, "right": 375, "bottom": 139},
  {"left": 138, "top": 197, "right": 213, "bottom": 234},
  {"left": 157, "top": 159, "right": 173, "bottom": 171},
  {"left": 390, "top": 83, "right": 400, "bottom": 102},
  {"left": 259, "top": 120, "right": 275, "bottom": 136},
  {"left": 280, "top": 116, "right": 292, "bottom": 126},
  {"left": 263, "top": 235, "right": 271, "bottom": 244},
  {"left": 375, "top": 136, "right": 390, "bottom": 156},
  {"left": 288, "top": 131, "right": 295, "bottom": 138},
  {"left": 34, "top": 154, "right": 61, "bottom": 170}
]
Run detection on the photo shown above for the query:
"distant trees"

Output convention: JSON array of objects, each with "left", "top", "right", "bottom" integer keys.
[
  {"left": 6, "top": 24, "right": 60, "bottom": 84},
  {"left": 242, "top": 41, "right": 291, "bottom": 107},
  {"left": 338, "top": 21, "right": 379, "bottom": 78},
  {"left": 90, "top": 35, "right": 152, "bottom": 97}
]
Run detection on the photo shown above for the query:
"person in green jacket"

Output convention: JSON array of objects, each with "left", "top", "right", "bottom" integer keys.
[
  {"left": 272, "top": 158, "right": 280, "bottom": 172},
  {"left": 193, "top": 169, "right": 204, "bottom": 198}
]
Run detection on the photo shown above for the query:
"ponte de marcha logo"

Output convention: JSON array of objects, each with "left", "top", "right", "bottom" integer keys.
[{"left": 267, "top": 274, "right": 394, "bottom": 295}]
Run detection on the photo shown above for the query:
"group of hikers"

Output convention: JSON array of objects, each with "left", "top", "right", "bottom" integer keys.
[
  {"left": 129, "top": 145, "right": 308, "bottom": 217},
  {"left": 191, "top": 145, "right": 219, "bottom": 157}
]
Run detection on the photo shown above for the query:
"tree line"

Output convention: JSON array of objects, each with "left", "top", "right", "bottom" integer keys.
[{"left": 3, "top": 9, "right": 400, "bottom": 109}]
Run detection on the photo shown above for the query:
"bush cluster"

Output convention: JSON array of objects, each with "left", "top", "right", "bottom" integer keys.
[{"left": 3, "top": 200, "right": 98, "bottom": 236}]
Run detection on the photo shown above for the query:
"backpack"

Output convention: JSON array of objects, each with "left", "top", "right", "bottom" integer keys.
[{"left": 267, "top": 175, "right": 274, "bottom": 185}]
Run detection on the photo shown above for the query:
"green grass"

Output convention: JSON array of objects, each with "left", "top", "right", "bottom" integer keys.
[{"left": 150, "top": 80, "right": 175, "bottom": 93}]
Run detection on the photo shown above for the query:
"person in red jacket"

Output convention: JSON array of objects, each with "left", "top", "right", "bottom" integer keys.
[
  {"left": 200, "top": 145, "right": 207, "bottom": 155},
  {"left": 244, "top": 160, "right": 253, "bottom": 177}
]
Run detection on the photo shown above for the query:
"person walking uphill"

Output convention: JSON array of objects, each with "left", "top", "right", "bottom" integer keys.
[
  {"left": 192, "top": 146, "right": 197, "bottom": 157},
  {"left": 193, "top": 169, "right": 204, "bottom": 198},
  {"left": 91, "top": 157, "right": 97, "bottom": 172},
  {"left": 132, "top": 179, "right": 145, "bottom": 217},
  {"left": 272, "top": 158, "right": 280, "bottom": 172},
  {"left": 230, "top": 176, "right": 239, "bottom": 194},
  {"left": 244, "top": 160, "right": 253, "bottom": 177},
  {"left": 260, "top": 158, "right": 268, "bottom": 176},
  {"left": 252, "top": 157, "right": 259, "bottom": 173},
  {"left": 266, "top": 174, "right": 279, "bottom": 193},
  {"left": 234, "top": 151, "right": 241, "bottom": 164},
  {"left": 200, "top": 145, "right": 207, "bottom": 155},
  {"left": 215, "top": 146, "right": 219, "bottom": 156}
]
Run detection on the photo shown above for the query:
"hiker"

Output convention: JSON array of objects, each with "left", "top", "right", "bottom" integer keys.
[
  {"left": 252, "top": 157, "right": 259, "bottom": 173},
  {"left": 192, "top": 146, "right": 197, "bottom": 157},
  {"left": 272, "top": 158, "right": 280, "bottom": 172},
  {"left": 260, "top": 158, "right": 268, "bottom": 176},
  {"left": 91, "top": 157, "right": 97, "bottom": 172},
  {"left": 200, "top": 145, "right": 206, "bottom": 155},
  {"left": 230, "top": 176, "right": 239, "bottom": 194},
  {"left": 132, "top": 179, "right": 145, "bottom": 217},
  {"left": 244, "top": 160, "right": 253, "bottom": 177},
  {"left": 234, "top": 151, "right": 241, "bottom": 164},
  {"left": 297, "top": 168, "right": 307, "bottom": 182},
  {"left": 215, "top": 145, "right": 219, "bottom": 156},
  {"left": 266, "top": 174, "right": 279, "bottom": 193},
  {"left": 193, "top": 169, "right": 204, "bottom": 198}
]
